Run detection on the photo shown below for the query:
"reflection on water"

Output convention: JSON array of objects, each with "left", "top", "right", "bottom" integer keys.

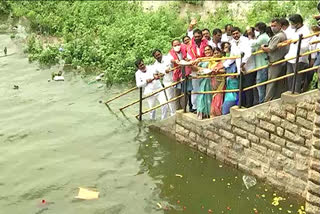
[{"left": 0, "top": 33, "right": 304, "bottom": 214}]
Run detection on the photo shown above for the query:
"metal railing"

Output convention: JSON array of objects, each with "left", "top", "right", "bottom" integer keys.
[{"left": 104, "top": 31, "right": 320, "bottom": 121}]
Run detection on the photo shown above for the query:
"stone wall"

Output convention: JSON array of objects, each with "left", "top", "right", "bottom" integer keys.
[{"left": 151, "top": 90, "right": 319, "bottom": 208}]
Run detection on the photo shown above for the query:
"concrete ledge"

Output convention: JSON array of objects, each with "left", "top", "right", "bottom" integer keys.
[{"left": 282, "top": 90, "right": 318, "bottom": 104}]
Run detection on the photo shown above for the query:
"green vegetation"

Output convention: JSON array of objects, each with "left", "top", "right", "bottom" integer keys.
[{"left": 4, "top": 0, "right": 319, "bottom": 85}]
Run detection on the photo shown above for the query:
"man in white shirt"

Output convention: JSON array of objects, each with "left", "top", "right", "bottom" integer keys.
[
  {"left": 223, "top": 27, "right": 255, "bottom": 107},
  {"left": 279, "top": 18, "right": 293, "bottom": 39},
  {"left": 135, "top": 58, "right": 168, "bottom": 120},
  {"left": 152, "top": 49, "right": 176, "bottom": 116},
  {"left": 221, "top": 24, "right": 233, "bottom": 43},
  {"left": 285, "top": 14, "right": 311, "bottom": 93},
  {"left": 209, "top": 28, "right": 222, "bottom": 49}
]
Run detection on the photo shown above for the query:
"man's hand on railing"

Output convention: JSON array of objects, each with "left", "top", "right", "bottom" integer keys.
[{"left": 146, "top": 78, "right": 154, "bottom": 83}]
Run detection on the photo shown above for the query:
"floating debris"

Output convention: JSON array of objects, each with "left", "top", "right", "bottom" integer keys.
[
  {"left": 212, "top": 179, "right": 216, "bottom": 182},
  {"left": 175, "top": 174, "right": 183, "bottom": 178},
  {"left": 242, "top": 175, "right": 257, "bottom": 189},
  {"left": 271, "top": 196, "right": 284, "bottom": 206},
  {"left": 156, "top": 202, "right": 162, "bottom": 209},
  {"left": 75, "top": 187, "right": 99, "bottom": 200}
]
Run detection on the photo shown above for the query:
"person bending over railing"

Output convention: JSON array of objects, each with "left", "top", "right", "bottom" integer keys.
[{"left": 135, "top": 58, "right": 168, "bottom": 120}]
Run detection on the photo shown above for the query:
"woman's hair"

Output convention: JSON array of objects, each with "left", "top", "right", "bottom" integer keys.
[
  {"left": 212, "top": 47, "right": 222, "bottom": 53},
  {"left": 204, "top": 45, "right": 213, "bottom": 51},
  {"left": 255, "top": 22, "right": 267, "bottom": 33}
]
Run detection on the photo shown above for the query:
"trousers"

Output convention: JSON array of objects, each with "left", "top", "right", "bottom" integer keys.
[{"left": 146, "top": 91, "right": 168, "bottom": 120}]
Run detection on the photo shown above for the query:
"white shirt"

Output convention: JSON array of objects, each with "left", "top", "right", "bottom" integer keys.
[
  {"left": 153, "top": 55, "right": 172, "bottom": 86},
  {"left": 221, "top": 33, "right": 233, "bottom": 43},
  {"left": 309, "top": 35, "right": 320, "bottom": 59},
  {"left": 135, "top": 65, "right": 162, "bottom": 95},
  {"left": 285, "top": 25, "right": 311, "bottom": 64},
  {"left": 208, "top": 40, "right": 221, "bottom": 49},
  {"left": 283, "top": 27, "right": 293, "bottom": 40},
  {"left": 223, "top": 36, "right": 254, "bottom": 73}
]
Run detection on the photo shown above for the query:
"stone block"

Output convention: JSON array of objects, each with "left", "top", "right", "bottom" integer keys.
[
  {"left": 221, "top": 137, "right": 232, "bottom": 148},
  {"left": 286, "top": 112, "right": 296, "bottom": 122},
  {"left": 231, "top": 119, "right": 256, "bottom": 133},
  {"left": 310, "top": 159, "right": 320, "bottom": 172},
  {"left": 281, "top": 119, "right": 298, "bottom": 133},
  {"left": 224, "top": 158, "right": 239, "bottom": 168},
  {"left": 227, "top": 149, "right": 244, "bottom": 163},
  {"left": 300, "top": 127, "right": 313, "bottom": 139},
  {"left": 307, "top": 111, "right": 315, "bottom": 122},
  {"left": 306, "top": 191, "right": 320, "bottom": 206},
  {"left": 236, "top": 136, "right": 250, "bottom": 148},
  {"left": 255, "top": 127, "right": 269, "bottom": 139},
  {"left": 311, "top": 149, "right": 320, "bottom": 160},
  {"left": 296, "top": 116, "right": 313, "bottom": 130},
  {"left": 313, "top": 139, "right": 320, "bottom": 150},
  {"left": 233, "top": 127, "right": 247, "bottom": 138},
  {"left": 271, "top": 115, "right": 281, "bottom": 126},
  {"left": 219, "top": 129, "right": 235, "bottom": 141},
  {"left": 282, "top": 148, "right": 295, "bottom": 159},
  {"left": 238, "top": 163, "right": 251, "bottom": 174},
  {"left": 297, "top": 101, "right": 315, "bottom": 111},
  {"left": 244, "top": 149, "right": 268, "bottom": 164},
  {"left": 247, "top": 158, "right": 261, "bottom": 168},
  {"left": 270, "top": 105, "right": 286, "bottom": 118},
  {"left": 306, "top": 139, "right": 313, "bottom": 149},
  {"left": 243, "top": 113, "right": 259, "bottom": 125},
  {"left": 295, "top": 153, "right": 309, "bottom": 171},
  {"left": 189, "top": 131, "right": 196, "bottom": 141},
  {"left": 197, "top": 134, "right": 208, "bottom": 146},
  {"left": 270, "top": 134, "right": 286, "bottom": 146},
  {"left": 207, "top": 149, "right": 216, "bottom": 158},
  {"left": 198, "top": 145, "right": 207, "bottom": 154},
  {"left": 284, "top": 104, "right": 296, "bottom": 114},
  {"left": 189, "top": 141, "right": 198, "bottom": 149},
  {"left": 276, "top": 127, "right": 284, "bottom": 136},
  {"left": 251, "top": 142, "right": 267, "bottom": 155},
  {"left": 296, "top": 107, "right": 308, "bottom": 118},
  {"left": 208, "top": 140, "right": 218, "bottom": 150},
  {"left": 299, "top": 146, "right": 310, "bottom": 156},
  {"left": 284, "top": 130, "right": 304, "bottom": 145},
  {"left": 308, "top": 169, "right": 320, "bottom": 185},
  {"left": 260, "top": 120, "right": 276, "bottom": 132},
  {"left": 261, "top": 138, "right": 281, "bottom": 151},
  {"left": 313, "top": 126, "right": 320, "bottom": 138},
  {"left": 285, "top": 177, "right": 307, "bottom": 195},
  {"left": 176, "top": 133, "right": 187, "bottom": 144},
  {"left": 257, "top": 112, "right": 270, "bottom": 121},
  {"left": 307, "top": 181, "right": 320, "bottom": 196},
  {"left": 315, "top": 113, "right": 320, "bottom": 126},
  {"left": 232, "top": 142, "right": 244, "bottom": 152},
  {"left": 248, "top": 133, "right": 259, "bottom": 143},
  {"left": 286, "top": 141, "right": 300, "bottom": 152},
  {"left": 305, "top": 202, "right": 320, "bottom": 214},
  {"left": 316, "top": 104, "right": 320, "bottom": 114}
]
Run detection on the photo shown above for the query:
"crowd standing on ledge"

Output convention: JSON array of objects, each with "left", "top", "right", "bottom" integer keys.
[{"left": 135, "top": 13, "right": 320, "bottom": 120}]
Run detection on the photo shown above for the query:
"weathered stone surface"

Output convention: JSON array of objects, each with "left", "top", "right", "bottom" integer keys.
[
  {"left": 189, "top": 141, "right": 198, "bottom": 149},
  {"left": 316, "top": 103, "right": 320, "bottom": 114},
  {"left": 286, "top": 112, "right": 296, "bottom": 122},
  {"left": 198, "top": 145, "right": 207, "bottom": 154},
  {"left": 308, "top": 169, "right": 320, "bottom": 185},
  {"left": 297, "top": 101, "right": 315, "bottom": 111},
  {"left": 270, "top": 134, "right": 286, "bottom": 146},
  {"left": 221, "top": 137, "right": 232, "bottom": 148},
  {"left": 236, "top": 136, "right": 250, "bottom": 148},
  {"left": 276, "top": 127, "right": 284, "bottom": 136},
  {"left": 307, "top": 181, "right": 320, "bottom": 197},
  {"left": 271, "top": 115, "right": 281, "bottom": 126},
  {"left": 281, "top": 119, "right": 298, "bottom": 133},
  {"left": 296, "top": 116, "right": 313, "bottom": 130},
  {"left": 296, "top": 107, "right": 308, "bottom": 118},
  {"left": 232, "top": 142, "right": 244, "bottom": 152},
  {"left": 306, "top": 191, "right": 320, "bottom": 206},
  {"left": 284, "top": 104, "right": 296, "bottom": 113},
  {"left": 231, "top": 119, "right": 255, "bottom": 133},
  {"left": 261, "top": 138, "right": 281, "bottom": 151},
  {"left": 284, "top": 130, "right": 304, "bottom": 145},
  {"left": 233, "top": 127, "right": 247, "bottom": 138},
  {"left": 306, "top": 139, "right": 313, "bottom": 149},
  {"left": 311, "top": 149, "right": 320, "bottom": 160},
  {"left": 251, "top": 142, "right": 267, "bottom": 155},
  {"left": 315, "top": 113, "right": 320, "bottom": 126},
  {"left": 207, "top": 149, "right": 216, "bottom": 158},
  {"left": 300, "top": 127, "right": 313, "bottom": 139},
  {"left": 296, "top": 154, "right": 309, "bottom": 171},
  {"left": 248, "top": 133, "right": 259, "bottom": 143},
  {"left": 208, "top": 140, "right": 218, "bottom": 150},
  {"left": 197, "top": 134, "right": 208, "bottom": 146},
  {"left": 310, "top": 159, "right": 320, "bottom": 173},
  {"left": 270, "top": 105, "right": 286, "bottom": 118},
  {"left": 176, "top": 124, "right": 189, "bottom": 137},
  {"left": 306, "top": 202, "right": 320, "bottom": 214},
  {"left": 243, "top": 113, "right": 259, "bottom": 125},
  {"left": 260, "top": 120, "right": 276, "bottom": 132},
  {"left": 219, "top": 129, "right": 235, "bottom": 141},
  {"left": 176, "top": 133, "right": 187, "bottom": 144},
  {"left": 313, "top": 139, "right": 320, "bottom": 150},
  {"left": 255, "top": 127, "right": 269, "bottom": 139},
  {"left": 282, "top": 148, "right": 295, "bottom": 159},
  {"left": 286, "top": 177, "right": 307, "bottom": 196},
  {"left": 245, "top": 148, "right": 268, "bottom": 163},
  {"left": 299, "top": 146, "right": 310, "bottom": 156},
  {"left": 189, "top": 131, "right": 196, "bottom": 141},
  {"left": 286, "top": 141, "right": 300, "bottom": 152},
  {"left": 313, "top": 126, "right": 320, "bottom": 138},
  {"left": 257, "top": 112, "right": 270, "bottom": 121},
  {"left": 307, "top": 111, "right": 315, "bottom": 122},
  {"left": 247, "top": 158, "right": 261, "bottom": 168}
]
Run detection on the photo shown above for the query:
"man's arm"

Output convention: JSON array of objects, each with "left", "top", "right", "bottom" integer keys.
[{"left": 135, "top": 72, "right": 147, "bottom": 88}]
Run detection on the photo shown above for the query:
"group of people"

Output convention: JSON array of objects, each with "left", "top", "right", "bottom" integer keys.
[{"left": 135, "top": 13, "right": 320, "bottom": 120}]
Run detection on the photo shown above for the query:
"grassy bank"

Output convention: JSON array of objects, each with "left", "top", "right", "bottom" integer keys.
[{"left": 3, "top": 1, "right": 319, "bottom": 85}]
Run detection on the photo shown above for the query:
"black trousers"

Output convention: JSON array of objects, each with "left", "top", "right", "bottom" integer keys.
[{"left": 242, "top": 72, "right": 256, "bottom": 108}]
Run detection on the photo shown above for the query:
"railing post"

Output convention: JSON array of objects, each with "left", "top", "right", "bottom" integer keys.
[
  {"left": 292, "top": 34, "right": 303, "bottom": 94},
  {"left": 139, "top": 87, "right": 143, "bottom": 121},
  {"left": 238, "top": 55, "right": 244, "bottom": 108},
  {"left": 182, "top": 65, "right": 187, "bottom": 113}
]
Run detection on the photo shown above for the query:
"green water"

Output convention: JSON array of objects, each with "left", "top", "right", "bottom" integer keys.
[{"left": 0, "top": 34, "right": 304, "bottom": 214}]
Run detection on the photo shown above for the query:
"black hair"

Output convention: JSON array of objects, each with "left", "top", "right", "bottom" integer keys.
[
  {"left": 193, "top": 28, "right": 202, "bottom": 35},
  {"left": 221, "top": 42, "right": 231, "bottom": 50},
  {"left": 255, "top": 22, "right": 267, "bottom": 33},
  {"left": 204, "top": 45, "right": 213, "bottom": 51},
  {"left": 318, "top": 2, "right": 320, "bottom": 13},
  {"left": 202, "top": 28, "right": 210, "bottom": 34},
  {"left": 135, "top": 58, "right": 143, "bottom": 68},
  {"left": 212, "top": 28, "right": 222, "bottom": 35},
  {"left": 212, "top": 47, "right": 222, "bottom": 53},
  {"left": 231, "top": 27, "right": 241, "bottom": 34},
  {"left": 279, "top": 18, "right": 289, "bottom": 27},
  {"left": 152, "top": 49, "right": 161, "bottom": 57},
  {"left": 225, "top": 24, "right": 233, "bottom": 31},
  {"left": 289, "top": 14, "right": 303, "bottom": 25},
  {"left": 271, "top": 18, "right": 281, "bottom": 24},
  {"left": 182, "top": 35, "right": 190, "bottom": 41},
  {"left": 266, "top": 26, "right": 274, "bottom": 37},
  {"left": 171, "top": 39, "right": 180, "bottom": 46}
]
